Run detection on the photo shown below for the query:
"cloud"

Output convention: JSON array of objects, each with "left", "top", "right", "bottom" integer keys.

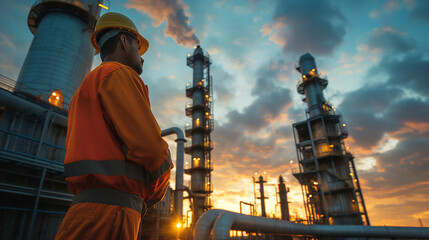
[
  {"left": 0, "top": 33, "right": 15, "bottom": 50},
  {"left": 366, "top": 26, "right": 414, "bottom": 54},
  {"left": 369, "top": 0, "right": 404, "bottom": 18},
  {"left": 211, "top": 65, "right": 234, "bottom": 103},
  {"left": 225, "top": 87, "right": 292, "bottom": 133},
  {"left": 126, "top": 0, "right": 199, "bottom": 48},
  {"left": 411, "top": 0, "right": 429, "bottom": 21},
  {"left": 337, "top": 86, "right": 429, "bottom": 227},
  {"left": 145, "top": 75, "right": 187, "bottom": 128},
  {"left": 377, "top": 53, "right": 429, "bottom": 96},
  {"left": 262, "top": 0, "right": 347, "bottom": 56},
  {"left": 211, "top": 60, "right": 295, "bottom": 185},
  {"left": 334, "top": 25, "right": 429, "bottom": 226}
]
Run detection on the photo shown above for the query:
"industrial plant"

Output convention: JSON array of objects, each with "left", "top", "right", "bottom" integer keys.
[
  {"left": 292, "top": 53, "right": 369, "bottom": 226},
  {"left": 1, "top": 0, "right": 429, "bottom": 240}
]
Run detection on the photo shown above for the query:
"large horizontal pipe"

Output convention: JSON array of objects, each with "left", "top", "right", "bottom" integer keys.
[
  {"left": 195, "top": 209, "right": 429, "bottom": 240},
  {"left": 161, "top": 127, "right": 186, "bottom": 221}
]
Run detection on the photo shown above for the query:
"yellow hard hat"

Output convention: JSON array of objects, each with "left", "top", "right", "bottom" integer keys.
[{"left": 91, "top": 12, "right": 149, "bottom": 56}]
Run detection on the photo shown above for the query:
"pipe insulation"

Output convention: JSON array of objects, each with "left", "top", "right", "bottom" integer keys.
[
  {"left": 161, "top": 127, "right": 186, "bottom": 220},
  {"left": 195, "top": 209, "right": 429, "bottom": 240}
]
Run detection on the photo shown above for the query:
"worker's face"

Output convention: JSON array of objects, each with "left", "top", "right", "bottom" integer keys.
[
  {"left": 122, "top": 34, "right": 143, "bottom": 75},
  {"left": 129, "top": 37, "right": 143, "bottom": 75}
]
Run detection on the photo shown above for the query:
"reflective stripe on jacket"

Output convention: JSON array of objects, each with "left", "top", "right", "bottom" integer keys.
[{"left": 65, "top": 61, "right": 171, "bottom": 208}]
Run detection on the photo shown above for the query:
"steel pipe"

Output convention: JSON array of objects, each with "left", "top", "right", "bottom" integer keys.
[
  {"left": 195, "top": 209, "right": 429, "bottom": 240},
  {"left": 161, "top": 127, "right": 186, "bottom": 221}
]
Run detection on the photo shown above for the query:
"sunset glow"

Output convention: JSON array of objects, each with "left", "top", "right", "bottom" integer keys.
[{"left": 1, "top": 0, "right": 428, "bottom": 227}]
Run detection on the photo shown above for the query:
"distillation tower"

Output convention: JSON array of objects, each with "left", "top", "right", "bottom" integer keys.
[
  {"left": 0, "top": 1, "right": 102, "bottom": 239},
  {"left": 292, "top": 53, "right": 370, "bottom": 226},
  {"left": 185, "top": 45, "right": 214, "bottom": 226}
]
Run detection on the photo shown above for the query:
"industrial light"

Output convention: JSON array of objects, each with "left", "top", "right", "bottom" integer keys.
[
  {"left": 313, "top": 181, "right": 319, "bottom": 185},
  {"left": 98, "top": 3, "right": 109, "bottom": 10},
  {"left": 176, "top": 223, "right": 182, "bottom": 228},
  {"left": 290, "top": 160, "right": 293, "bottom": 164},
  {"left": 263, "top": 171, "right": 267, "bottom": 175},
  {"left": 342, "top": 123, "right": 346, "bottom": 127},
  {"left": 49, "top": 90, "right": 63, "bottom": 108}
]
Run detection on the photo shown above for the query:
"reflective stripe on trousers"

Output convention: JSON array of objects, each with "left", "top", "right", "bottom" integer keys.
[{"left": 72, "top": 188, "right": 146, "bottom": 214}]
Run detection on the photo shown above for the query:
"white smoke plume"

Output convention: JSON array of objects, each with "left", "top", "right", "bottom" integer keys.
[{"left": 126, "top": 0, "right": 200, "bottom": 48}]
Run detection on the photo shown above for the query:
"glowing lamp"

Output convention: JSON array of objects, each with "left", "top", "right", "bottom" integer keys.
[{"left": 48, "top": 90, "right": 64, "bottom": 108}]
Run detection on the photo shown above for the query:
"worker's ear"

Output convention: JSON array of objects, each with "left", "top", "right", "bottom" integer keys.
[{"left": 119, "top": 34, "right": 129, "bottom": 51}]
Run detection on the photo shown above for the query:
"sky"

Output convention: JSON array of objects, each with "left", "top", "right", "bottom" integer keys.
[{"left": 1, "top": 0, "right": 428, "bottom": 227}]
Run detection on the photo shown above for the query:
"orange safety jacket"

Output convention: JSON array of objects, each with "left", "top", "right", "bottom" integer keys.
[{"left": 65, "top": 61, "right": 171, "bottom": 211}]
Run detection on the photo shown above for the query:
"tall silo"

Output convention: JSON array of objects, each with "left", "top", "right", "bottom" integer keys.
[
  {"left": 16, "top": 0, "right": 103, "bottom": 109},
  {"left": 292, "top": 53, "right": 370, "bottom": 226},
  {"left": 184, "top": 45, "right": 214, "bottom": 226}
]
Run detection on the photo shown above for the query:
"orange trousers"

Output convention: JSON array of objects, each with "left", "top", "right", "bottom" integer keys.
[{"left": 55, "top": 202, "right": 141, "bottom": 240}]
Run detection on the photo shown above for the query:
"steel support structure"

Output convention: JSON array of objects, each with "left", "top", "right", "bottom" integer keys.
[
  {"left": 184, "top": 46, "right": 214, "bottom": 226},
  {"left": 292, "top": 53, "right": 369, "bottom": 226}
]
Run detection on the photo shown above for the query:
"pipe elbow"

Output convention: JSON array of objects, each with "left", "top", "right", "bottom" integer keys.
[
  {"left": 161, "top": 127, "right": 186, "bottom": 141},
  {"left": 212, "top": 212, "right": 235, "bottom": 240},
  {"left": 193, "top": 209, "right": 229, "bottom": 240}
]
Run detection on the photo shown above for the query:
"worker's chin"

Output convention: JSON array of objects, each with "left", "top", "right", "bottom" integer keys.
[{"left": 134, "top": 65, "right": 143, "bottom": 75}]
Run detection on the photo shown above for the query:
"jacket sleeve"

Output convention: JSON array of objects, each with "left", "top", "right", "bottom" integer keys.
[{"left": 98, "top": 67, "right": 172, "bottom": 203}]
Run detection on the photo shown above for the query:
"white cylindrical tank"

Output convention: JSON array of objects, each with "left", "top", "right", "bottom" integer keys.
[{"left": 17, "top": 0, "right": 102, "bottom": 108}]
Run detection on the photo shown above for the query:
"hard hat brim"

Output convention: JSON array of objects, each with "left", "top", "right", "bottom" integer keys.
[{"left": 91, "top": 26, "right": 149, "bottom": 56}]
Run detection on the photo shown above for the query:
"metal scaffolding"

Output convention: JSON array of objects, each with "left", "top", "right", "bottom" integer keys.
[
  {"left": 292, "top": 53, "right": 369, "bottom": 226},
  {"left": 184, "top": 46, "right": 214, "bottom": 226}
]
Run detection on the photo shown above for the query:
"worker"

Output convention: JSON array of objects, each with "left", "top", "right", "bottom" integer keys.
[{"left": 55, "top": 12, "right": 172, "bottom": 240}]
